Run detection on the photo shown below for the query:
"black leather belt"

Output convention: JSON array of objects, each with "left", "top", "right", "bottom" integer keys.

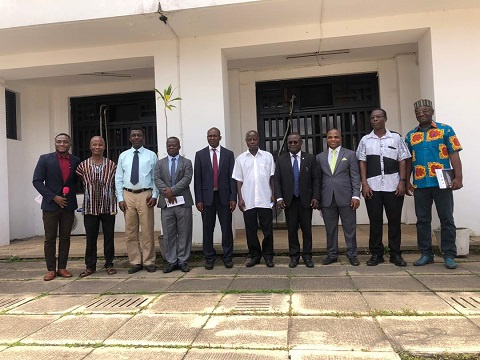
[{"left": 123, "top": 188, "right": 152, "bottom": 194}]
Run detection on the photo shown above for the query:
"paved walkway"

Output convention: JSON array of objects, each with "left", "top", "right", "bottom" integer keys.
[{"left": 0, "top": 252, "right": 479, "bottom": 359}]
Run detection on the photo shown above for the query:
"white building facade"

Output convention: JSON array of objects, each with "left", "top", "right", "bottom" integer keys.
[{"left": 0, "top": 0, "right": 478, "bottom": 245}]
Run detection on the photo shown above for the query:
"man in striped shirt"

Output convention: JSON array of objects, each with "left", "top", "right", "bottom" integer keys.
[
  {"left": 356, "top": 108, "right": 411, "bottom": 267},
  {"left": 76, "top": 136, "right": 117, "bottom": 277}
]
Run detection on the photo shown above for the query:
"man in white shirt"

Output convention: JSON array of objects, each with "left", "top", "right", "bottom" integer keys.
[{"left": 232, "top": 130, "right": 276, "bottom": 267}]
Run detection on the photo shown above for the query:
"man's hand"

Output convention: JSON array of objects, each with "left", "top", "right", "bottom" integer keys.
[
  {"left": 238, "top": 199, "right": 246, "bottom": 212},
  {"left": 361, "top": 183, "right": 373, "bottom": 199},
  {"left": 350, "top": 198, "right": 360, "bottom": 210},
  {"left": 406, "top": 182, "right": 414, "bottom": 196},
  {"left": 53, "top": 195, "right": 68, "bottom": 208},
  {"left": 311, "top": 199, "right": 319, "bottom": 210},
  {"left": 119, "top": 201, "right": 127, "bottom": 212},
  {"left": 229, "top": 201, "right": 237, "bottom": 212},
  {"left": 146, "top": 197, "right": 157, "bottom": 208},
  {"left": 163, "top": 188, "right": 174, "bottom": 198},
  {"left": 395, "top": 181, "right": 406, "bottom": 196},
  {"left": 277, "top": 199, "right": 286, "bottom": 209},
  {"left": 167, "top": 196, "right": 177, "bottom": 205},
  {"left": 450, "top": 178, "right": 463, "bottom": 190},
  {"left": 196, "top": 202, "right": 204, "bottom": 213}
]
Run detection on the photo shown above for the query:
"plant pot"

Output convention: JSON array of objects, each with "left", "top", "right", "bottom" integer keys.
[{"left": 433, "top": 227, "right": 471, "bottom": 256}]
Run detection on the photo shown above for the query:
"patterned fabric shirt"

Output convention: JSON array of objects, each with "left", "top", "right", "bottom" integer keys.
[
  {"left": 76, "top": 158, "right": 117, "bottom": 215},
  {"left": 405, "top": 121, "right": 462, "bottom": 189},
  {"left": 356, "top": 129, "right": 411, "bottom": 192}
]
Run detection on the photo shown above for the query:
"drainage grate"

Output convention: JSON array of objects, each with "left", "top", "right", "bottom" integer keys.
[
  {"left": 234, "top": 293, "right": 273, "bottom": 311},
  {"left": 85, "top": 296, "right": 150, "bottom": 310},
  {"left": 449, "top": 295, "right": 480, "bottom": 310},
  {"left": 0, "top": 297, "right": 29, "bottom": 310}
]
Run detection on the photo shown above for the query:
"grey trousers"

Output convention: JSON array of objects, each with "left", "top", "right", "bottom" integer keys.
[{"left": 161, "top": 205, "right": 193, "bottom": 265}]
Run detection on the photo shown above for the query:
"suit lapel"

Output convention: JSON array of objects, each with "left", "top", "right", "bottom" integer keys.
[
  {"left": 333, "top": 148, "right": 345, "bottom": 174},
  {"left": 205, "top": 147, "right": 213, "bottom": 175},
  {"left": 51, "top": 153, "right": 64, "bottom": 184},
  {"left": 299, "top": 152, "right": 307, "bottom": 175},
  {"left": 218, "top": 146, "right": 226, "bottom": 172},
  {"left": 175, "top": 156, "right": 183, "bottom": 183}
]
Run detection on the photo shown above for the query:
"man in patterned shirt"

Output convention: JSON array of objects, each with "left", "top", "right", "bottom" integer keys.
[
  {"left": 405, "top": 99, "right": 463, "bottom": 269},
  {"left": 357, "top": 108, "right": 411, "bottom": 267},
  {"left": 76, "top": 136, "right": 117, "bottom": 277}
]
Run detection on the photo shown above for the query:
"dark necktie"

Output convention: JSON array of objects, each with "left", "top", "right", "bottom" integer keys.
[
  {"left": 212, "top": 148, "right": 219, "bottom": 190},
  {"left": 293, "top": 154, "right": 299, "bottom": 197},
  {"left": 130, "top": 150, "right": 139, "bottom": 185},
  {"left": 171, "top": 157, "right": 176, "bottom": 186}
]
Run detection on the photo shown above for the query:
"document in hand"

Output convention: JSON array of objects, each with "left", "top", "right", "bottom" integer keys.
[
  {"left": 166, "top": 196, "right": 185, "bottom": 207},
  {"left": 435, "top": 168, "right": 455, "bottom": 189}
]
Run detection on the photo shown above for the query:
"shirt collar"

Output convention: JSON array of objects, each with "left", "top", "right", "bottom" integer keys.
[
  {"left": 329, "top": 146, "right": 341, "bottom": 154},
  {"left": 131, "top": 146, "right": 144, "bottom": 153},
  {"left": 415, "top": 120, "right": 437, "bottom": 131},
  {"left": 56, "top": 152, "right": 70, "bottom": 160},
  {"left": 290, "top": 152, "right": 301, "bottom": 158},
  {"left": 168, "top": 154, "right": 179, "bottom": 161},
  {"left": 367, "top": 129, "right": 392, "bottom": 139},
  {"left": 209, "top": 146, "right": 220, "bottom": 152}
]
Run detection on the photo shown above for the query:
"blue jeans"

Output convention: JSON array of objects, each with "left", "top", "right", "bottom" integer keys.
[{"left": 414, "top": 187, "right": 456, "bottom": 258}]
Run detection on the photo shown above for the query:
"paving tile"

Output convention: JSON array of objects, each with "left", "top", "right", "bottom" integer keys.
[
  {"left": 165, "top": 277, "right": 233, "bottom": 292},
  {"left": 0, "top": 346, "right": 93, "bottom": 360},
  {"left": 228, "top": 277, "right": 290, "bottom": 291},
  {"left": 0, "top": 262, "right": 47, "bottom": 270},
  {"left": 185, "top": 349, "right": 288, "bottom": 359},
  {"left": 351, "top": 275, "right": 427, "bottom": 292},
  {"left": 346, "top": 265, "right": 408, "bottom": 276},
  {"left": 85, "top": 347, "right": 187, "bottom": 359},
  {"left": 435, "top": 292, "right": 480, "bottom": 314},
  {"left": 49, "top": 278, "right": 124, "bottom": 294},
  {"left": 106, "top": 278, "right": 176, "bottom": 293},
  {"left": 7, "top": 294, "right": 95, "bottom": 314},
  {"left": 73, "top": 295, "right": 155, "bottom": 313},
  {"left": 22, "top": 314, "right": 131, "bottom": 345},
  {"left": 289, "top": 350, "right": 400, "bottom": 359},
  {"left": 378, "top": 316, "right": 480, "bottom": 352},
  {"left": 193, "top": 315, "right": 288, "bottom": 349},
  {"left": 79, "top": 268, "right": 134, "bottom": 278},
  {"left": 290, "top": 277, "right": 356, "bottom": 292},
  {"left": 0, "top": 315, "right": 58, "bottom": 343},
  {"left": 413, "top": 275, "right": 480, "bottom": 291},
  {"left": 290, "top": 266, "right": 347, "bottom": 277},
  {"left": 146, "top": 293, "right": 223, "bottom": 313},
  {"left": 406, "top": 263, "right": 472, "bottom": 275},
  {"left": 362, "top": 292, "right": 458, "bottom": 314},
  {"left": 458, "top": 262, "right": 480, "bottom": 274},
  {"left": 0, "top": 270, "right": 49, "bottom": 280},
  {"left": 0, "top": 280, "right": 71, "bottom": 294},
  {"left": 289, "top": 316, "right": 392, "bottom": 351},
  {"left": 215, "top": 293, "right": 289, "bottom": 314},
  {"left": 105, "top": 314, "right": 208, "bottom": 346},
  {"left": 468, "top": 315, "right": 480, "bottom": 328},
  {"left": 184, "top": 265, "right": 241, "bottom": 277},
  {"left": 237, "top": 265, "right": 291, "bottom": 276},
  {"left": 291, "top": 292, "right": 369, "bottom": 315}
]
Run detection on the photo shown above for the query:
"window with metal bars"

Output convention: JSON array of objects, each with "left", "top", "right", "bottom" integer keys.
[{"left": 5, "top": 89, "right": 18, "bottom": 140}]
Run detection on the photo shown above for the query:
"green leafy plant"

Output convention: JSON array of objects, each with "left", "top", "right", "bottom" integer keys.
[{"left": 155, "top": 85, "right": 182, "bottom": 140}]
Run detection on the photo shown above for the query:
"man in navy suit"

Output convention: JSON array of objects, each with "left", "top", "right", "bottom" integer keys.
[
  {"left": 275, "top": 132, "right": 320, "bottom": 268},
  {"left": 33, "top": 133, "right": 80, "bottom": 281},
  {"left": 194, "top": 127, "right": 237, "bottom": 269}
]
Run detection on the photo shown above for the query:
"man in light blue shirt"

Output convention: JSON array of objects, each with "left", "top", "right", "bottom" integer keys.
[{"left": 115, "top": 127, "right": 158, "bottom": 274}]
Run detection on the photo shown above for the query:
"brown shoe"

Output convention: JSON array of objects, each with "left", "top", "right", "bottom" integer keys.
[
  {"left": 43, "top": 271, "right": 56, "bottom": 281},
  {"left": 57, "top": 269, "right": 73, "bottom": 278}
]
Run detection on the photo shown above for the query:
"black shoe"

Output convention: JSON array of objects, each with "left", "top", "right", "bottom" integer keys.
[
  {"left": 127, "top": 265, "right": 143, "bottom": 274},
  {"left": 205, "top": 261, "right": 215, "bottom": 270},
  {"left": 289, "top": 258, "right": 298, "bottom": 268},
  {"left": 180, "top": 263, "right": 191, "bottom": 272},
  {"left": 265, "top": 259, "right": 275, "bottom": 268},
  {"left": 246, "top": 258, "right": 260, "bottom": 267},
  {"left": 223, "top": 260, "right": 233, "bottom": 269},
  {"left": 348, "top": 257, "right": 360, "bottom": 266},
  {"left": 145, "top": 265, "right": 157, "bottom": 273},
  {"left": 304, "top": 259, "right": 314, "bottom": 268},
  {"left": 321, "top": 256, "right": 337, "bottom": 265},
  {"left": 366, "top": 254, "right": 385, "bottom": 266},
  {"left": 390, "top": 254, "right": 407, "bottom": 267},
  {"left": 163, "top": 263, "right": 177, "bottom": 273}
]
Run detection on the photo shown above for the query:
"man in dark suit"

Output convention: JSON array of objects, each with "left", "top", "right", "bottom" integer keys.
[
  {"left": 316, "top": 129, "right": 361, "bottom": 266},
  {"left": 194, "top": 127, "right": 237, "bottom": 269},
  {"left": 275, "top": 132, "right": 320, "bottom": 268},
  {"left": 33, "top": 133, "right": 80, "bottom": 281},
  {"left": 154, "top": 137, "right": 194, "bottom": 273}
]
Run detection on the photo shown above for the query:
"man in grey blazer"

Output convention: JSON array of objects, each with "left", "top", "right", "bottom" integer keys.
[
  {"left": 316, "top": 129, "right": 361, "bottom": 266},
  {"left": 154, "top": 137, "right": 194, "bottom": 273}
]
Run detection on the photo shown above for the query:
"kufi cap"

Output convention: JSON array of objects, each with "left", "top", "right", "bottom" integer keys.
[{"left": 414, "top": 99, "right": 433, "bottom": 109}]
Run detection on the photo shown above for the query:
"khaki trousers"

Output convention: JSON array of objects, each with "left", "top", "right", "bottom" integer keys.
[{"left": 123, "top": 190, "right": 156, "bottom": 266}]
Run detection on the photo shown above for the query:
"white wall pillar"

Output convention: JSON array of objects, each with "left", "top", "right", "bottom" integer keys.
[{"left": 0, "top": 80, "right": 11, "bottom": 245}]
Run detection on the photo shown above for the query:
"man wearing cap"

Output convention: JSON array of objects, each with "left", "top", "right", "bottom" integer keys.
[{"left": 405, "top": 99, "right": 463, "bottom": 269}]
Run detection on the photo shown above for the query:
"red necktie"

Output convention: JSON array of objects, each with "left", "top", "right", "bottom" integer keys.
[{"left": 212, "top": 148, "right": 219, "bottom": 190}]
